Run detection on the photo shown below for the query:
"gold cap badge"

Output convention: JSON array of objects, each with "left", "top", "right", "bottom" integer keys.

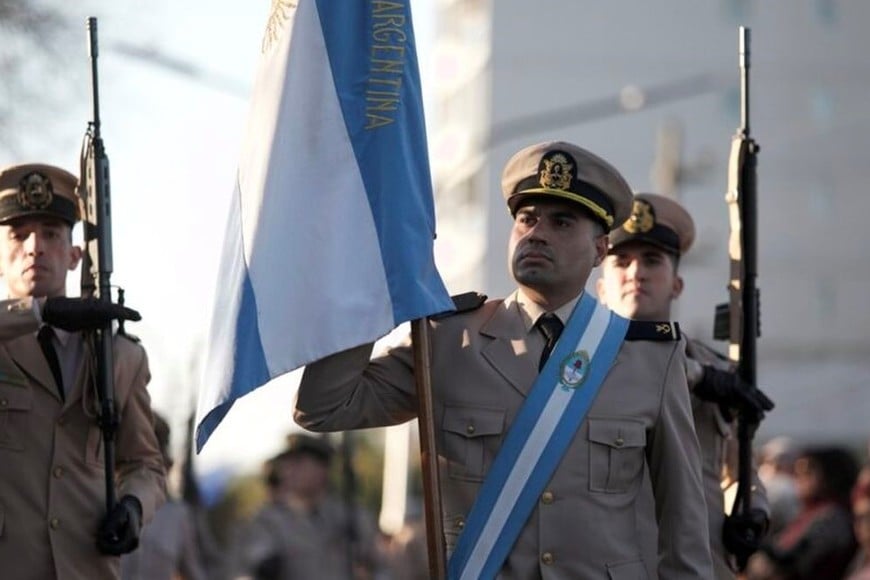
[
  {"left": 623, "top": 199, "right": 655, "bottom": 234},
  {"left": 17, "top": 172, "right": 54, "bottom": 211}
]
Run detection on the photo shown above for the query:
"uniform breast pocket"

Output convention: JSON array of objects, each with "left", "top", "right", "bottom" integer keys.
[
  {"left": 0, "top": 385, "right": 33, "bottom": 451},
  {"left": 441, "top": 405, "right": 505, "bottom": 482},
  {"left": 587, "top": 418, "right": 646, "bottom": 494}
]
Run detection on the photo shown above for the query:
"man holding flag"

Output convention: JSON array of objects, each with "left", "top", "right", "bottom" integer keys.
[
  {"left": 295, "top": 141, "right": 714, "bottom": 578},
  {"left": 194, "top": 1, "right": 712, "bottom": 577}
]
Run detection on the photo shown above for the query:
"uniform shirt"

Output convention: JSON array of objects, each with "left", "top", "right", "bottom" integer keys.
[{"left": 295, "top": 289, "right": 713, "bottom": 578}]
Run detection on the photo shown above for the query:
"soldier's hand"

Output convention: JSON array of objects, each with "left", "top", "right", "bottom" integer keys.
[
  {"left": 723, "top": 508, "right": 768, "bottom": 571},
  {"left": 42, "top": 297, "right": 141, "bottom": 332},
  {"left": 96, "top": 495, "right": 142, "bottom": 556},
  {"left": 694, "top": 366, "right": 774, "bottom": 421}
]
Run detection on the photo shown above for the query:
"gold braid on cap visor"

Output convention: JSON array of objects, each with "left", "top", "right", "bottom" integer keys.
[{"left": 513, "top": 187, "right": 614, "bottom": 228}]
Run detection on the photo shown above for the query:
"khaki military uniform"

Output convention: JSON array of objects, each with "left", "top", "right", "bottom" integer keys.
[
  {"left": 296, "top": 290, "right": 713, "bottom": 578},
  {"left": 231, "top": 496, "right": 383, "bottom": 580},
  {"left": 0, "top": 299, "right": 166, "bottom": 580}
]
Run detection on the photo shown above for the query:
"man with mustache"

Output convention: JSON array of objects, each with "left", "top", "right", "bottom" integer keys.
[
  {"left": 295, "top": 142, "right": 713, "bottom": 578},
  {"left": 596, "top": 192, "right": 774, "bottom": 578},
  {"left": 0, "top": 163, "right": 165, "bottom": 580}
]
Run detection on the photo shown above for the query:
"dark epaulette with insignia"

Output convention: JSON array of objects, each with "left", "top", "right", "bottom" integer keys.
[
  {"left": 624, "top": 320, "right": 681, "bottom": 341},
  {"left": 430, "top": 292, "right": 487, "bottom": 320}
]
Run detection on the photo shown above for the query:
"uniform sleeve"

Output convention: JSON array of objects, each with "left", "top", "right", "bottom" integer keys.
[
  {"left": 114, "top": 342, "right": 167, "bottom": 524},
  {"left": 294, "top": 340, "right": 419, "bottom": 432},
  {"left": 647, "top": 339, "right": 715, "bottom": 578},
  {"left": 0, "top": 298, "right": 39, "bottom": 341}
]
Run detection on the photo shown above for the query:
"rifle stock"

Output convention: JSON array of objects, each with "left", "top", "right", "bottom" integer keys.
[{"left": 79, "top": 16, "right": 118, "bottom": 514}]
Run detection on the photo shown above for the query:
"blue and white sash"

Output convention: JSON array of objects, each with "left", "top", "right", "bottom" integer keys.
[{"left": 447, "top": 293, "right": 629, "bottom": 580}]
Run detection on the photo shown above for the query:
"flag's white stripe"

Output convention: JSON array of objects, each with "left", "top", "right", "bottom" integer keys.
[
  {"left": 460, "top": 304, "right": 611, "bottom": 579},
  {"left": 242, "top": 0, "right": 393, "bottom": 374}
]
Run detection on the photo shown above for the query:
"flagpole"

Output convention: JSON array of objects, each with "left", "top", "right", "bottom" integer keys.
[{"left": 411, "top": 318, "right": 447, "bottom": 579}]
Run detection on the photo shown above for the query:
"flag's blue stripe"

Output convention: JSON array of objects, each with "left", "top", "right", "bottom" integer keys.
[
  {"left": 315, "top": 0, "right": 452, "bottom": 324},
  {"left": 196, "top": 189, "right": 271, "bottom": 452},
  {"left": 448, "top": 296, "right": 597, "bottom": 578},
  {"left": 477, "top": 311, "right": 630, "bottom": 578}
]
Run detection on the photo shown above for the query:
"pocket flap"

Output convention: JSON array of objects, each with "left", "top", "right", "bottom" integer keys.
[
  {"left": 0, "top": 384, "right": 32, "bottom": 411},
  {"left": 443, "top": 405, "right": 504, "bottom": 439},
  {"left": 588, "top": 418, "right": 646, "bottom": 449}
]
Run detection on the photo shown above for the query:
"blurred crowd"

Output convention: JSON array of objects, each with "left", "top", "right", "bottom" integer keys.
[{"left": 125, "top": 420, "right": 870, "bottom": 580}]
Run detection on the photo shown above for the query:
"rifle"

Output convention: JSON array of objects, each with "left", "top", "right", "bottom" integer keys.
[
  {"left": 78, "top": 16, "right": 118, "bottom": 514},
  {"left": 714, "top": 26, "right": 762, "bottom": 570}
]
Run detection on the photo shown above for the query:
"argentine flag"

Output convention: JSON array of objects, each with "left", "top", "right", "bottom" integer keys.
[{"left": 196, "top": 0, "right": 453, "bottom": 451}]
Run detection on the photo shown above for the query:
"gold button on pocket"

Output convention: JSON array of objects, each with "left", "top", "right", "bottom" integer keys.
[
  {"left": 541, "top": 552, "right": 554, "bottom": 565},
  {"left": 466, "top": 424, "right": 475, "bottom": 434},
  {"left": 614, "top": 436, "right": 624, "bottom": 447},
  {"left": 541, "top": 491, "right": 554, "bottom": 504},
  {"left": 50, "top": 518, "right": 60, "bottom": 529},
  {"left": 0, "top": 399, "right": 7, "bottom": 407}
]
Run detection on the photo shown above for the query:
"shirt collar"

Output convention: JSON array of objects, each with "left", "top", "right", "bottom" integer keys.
[{"left": 515, "top": 288, "right": 582, "bottom": 333}]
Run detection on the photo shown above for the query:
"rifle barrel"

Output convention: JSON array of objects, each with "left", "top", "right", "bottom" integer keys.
[
  {"left": 88, "top": 18, "right": 101, "bottom": 137},
  {"left": 739, "top": 26, "right": 751, "bottom": 135}
]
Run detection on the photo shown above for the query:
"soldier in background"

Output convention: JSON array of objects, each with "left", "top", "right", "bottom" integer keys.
[
  {"left": 0, "top": 163, "right": 165, "bottom": 580},
  {"left": 122, "top": 412, "right": 206, "bottom": 580},
  {"left": 596, "top": 192, "right": 774, "bottom": 578},
  {"left": 230, "top": 433, "right": 386, "bottom": 580}
]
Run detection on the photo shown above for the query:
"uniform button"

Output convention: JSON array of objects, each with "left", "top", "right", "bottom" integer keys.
[
  {"left": 50, "top": 518, "right": 60, "bottom": 529},
  {"left": 614, "top": 437, "right": 624, "bottom": 447},
  {"left": 541, "top": 491, "right": 554, "bottom": 504},
  {"left": 0, "top": 398, "right": 7, "bottom": 407},
  {"left": 541, "top": 552, "right": 554, "bottom": 565},
  {"left": 466, "top": 424, "right": 475, "bottom": 434},
  {"left": 53, "top": 466, "right": 64, "bottom": 478},
  {"left": 455, "top": 517, "right": 465, "bottom": 530}
]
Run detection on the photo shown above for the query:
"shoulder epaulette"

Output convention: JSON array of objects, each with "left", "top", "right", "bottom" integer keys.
[
  {"left": 117, "top": 328, "right": 141, "bottom": 343},
  {"left": 430, "top": 292, "right": 487, "bottom": 320},
  {"left": 624, "top": 320, "right": 681, "bottom": 341}
]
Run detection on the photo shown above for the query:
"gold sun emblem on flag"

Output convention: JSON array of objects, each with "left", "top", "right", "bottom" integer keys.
[{"left": 262, "top": 0, "right": 298, "bottom": 53}]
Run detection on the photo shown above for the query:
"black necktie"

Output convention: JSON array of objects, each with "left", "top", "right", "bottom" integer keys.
[
  {"left": 37, "top": 326, "right": 64, "bottom": 401},
  {"left": 537, "top": 313, "right": 564, "bottom": 371}
]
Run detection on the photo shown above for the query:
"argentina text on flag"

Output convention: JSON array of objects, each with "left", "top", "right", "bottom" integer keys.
[{"left": 195, "top": 0, "right": 453, "bottom": 451}]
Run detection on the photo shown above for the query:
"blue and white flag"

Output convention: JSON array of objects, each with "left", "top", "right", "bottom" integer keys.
[{"left": 196, "top": 0, "right": 453, "bottom": 451}]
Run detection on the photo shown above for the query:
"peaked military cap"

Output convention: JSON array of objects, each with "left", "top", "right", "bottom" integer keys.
[
  {"left": 0, "top": 163, "right": 80, "bottom": 226},
  {"left": 608, "top": 192, "right": 695, "bottom": 256},
  {"left": 501, "top": 141, "right": 633, "bottom": 231}
]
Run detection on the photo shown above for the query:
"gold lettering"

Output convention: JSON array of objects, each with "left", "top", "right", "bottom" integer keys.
[
  {"left": 373, "top": 15, "right": 406, "bottom": 29},
  {"left": 366, "top": 1, "right": 407, "bottom": 131},
  {"left": 367, "top": 96, "right": 399, "bottom": 111},
  {"left": 371, "top": 58, "right": 404, "bottom": 75},
  {"left": 372, "top": 27, "right": 407, "bottom": 43},
  {"left": 366, "top": 114, "right": 395, "bottom": 130},
  {"left": 371, "top": 44, "right": 406, "bottom": 58},
  {"left": 369, "top": 76, "right": 402, "bottom": 88},
  {"left": 372, "top": 1, "right": 403, "bottom": 13}
]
